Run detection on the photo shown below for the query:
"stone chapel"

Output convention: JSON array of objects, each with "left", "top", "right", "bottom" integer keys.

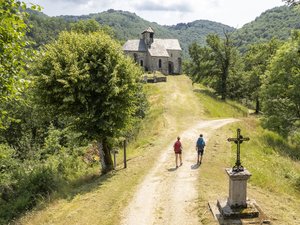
[{"left": 123, "top": 27, "right": 182, "bottom": 75}]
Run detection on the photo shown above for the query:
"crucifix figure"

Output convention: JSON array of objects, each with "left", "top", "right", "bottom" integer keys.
[{"left": 227, "top": 128, "right": 250, "bottom": 172}]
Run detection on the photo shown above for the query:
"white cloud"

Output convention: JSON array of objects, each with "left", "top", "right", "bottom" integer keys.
[
  {"left": 24, "top": 0, "right": 285, "bottom": 27},
  {"left": 134, "top": 1, "right": 193, "bottom": 12}
]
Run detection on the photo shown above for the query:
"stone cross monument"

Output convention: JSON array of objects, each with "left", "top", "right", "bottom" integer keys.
[
  {"left": 227, "top": 128, "right": 250, "bottom": 172},
  {"left": 209, "top": 128, "right": 270, "bottom": 224},
  {"left": 226, "top": 128, "right": 251, "bottom": 207}
]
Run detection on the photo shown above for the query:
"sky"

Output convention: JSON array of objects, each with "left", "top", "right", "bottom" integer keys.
[{"left": 24, "top": 0, "right": 286, "bottom": 28}]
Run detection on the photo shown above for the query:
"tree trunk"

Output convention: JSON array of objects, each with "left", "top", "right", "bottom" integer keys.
[
  {"left": 98, "top": 141, "right": 107, "bottom": 173},
  {"left": 221, "top": 70, "right": 228, "bottom": 100},
  {"left": 98, "top": 138, "right": 114, "bottom": 174},
  {"left": 255, "top": 97, "right": 260, "bottom": 114}
]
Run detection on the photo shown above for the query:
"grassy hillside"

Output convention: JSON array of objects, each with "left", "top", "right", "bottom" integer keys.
[{"left": 17, "top": 76, "right": 300, "bottom": 225}]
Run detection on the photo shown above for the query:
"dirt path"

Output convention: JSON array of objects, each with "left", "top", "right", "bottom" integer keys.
[{"left": 120, "top": 118, "right": 238, "bottom": 225}]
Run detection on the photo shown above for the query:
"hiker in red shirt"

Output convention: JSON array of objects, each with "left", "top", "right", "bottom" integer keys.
[{"left": 173, "top": 136, "right": 183, "bottom": 168}]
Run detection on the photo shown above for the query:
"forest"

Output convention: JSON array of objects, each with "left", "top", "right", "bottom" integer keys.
[{"left": 0, "top": 0, "right": 299, "bottom": 224}]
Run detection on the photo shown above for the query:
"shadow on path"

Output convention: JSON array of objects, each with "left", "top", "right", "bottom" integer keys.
[
  {"left": 167, "top": 167, "right": 177, "bottom": 172},
  {"left": 191, "top": 163, "right": 200, "bottom": 170}
]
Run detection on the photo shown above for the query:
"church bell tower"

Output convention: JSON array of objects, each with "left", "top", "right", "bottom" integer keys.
[{"left": 141, "top": 27, "right": 154, "bottom": 48}]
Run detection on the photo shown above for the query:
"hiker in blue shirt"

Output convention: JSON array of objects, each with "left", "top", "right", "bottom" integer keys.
[{"left": 196, "top": 134, "right": 206, "bottom": 164}]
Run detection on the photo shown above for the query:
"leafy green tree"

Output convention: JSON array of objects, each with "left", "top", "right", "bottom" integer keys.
[
  {"left": 186, "top": 32, "right": 240, "bottom": 100},
  {"left": 70, "top": 19, "right": 114, "bottom": 36},
  {"left": 243, "top": 39, "right": 282, "bottom": 113},
  {"left": 0, "top": 0, "right": 36, "bottom": 128},
  {"left": 206, "top": 33, "right": 231, "bottom": 100},
  {"left": 32, "top": 31, "right": 145, "bottom": 173},
  {"left": 261, "top": 31, "right": 300, "bottom": 138},
  {"left": 184, "top": 42, "right": 213, "bottom": 83},
  {"left": 225, "top": 51, "right": 247, "bottom": 101}
]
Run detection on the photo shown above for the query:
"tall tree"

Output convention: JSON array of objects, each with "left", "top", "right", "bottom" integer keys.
[
  {"left": 32, "top": 31, "right": 145, "bottom": 173},
  {"left": 186, "top": 32, "right": 239, "bottom": 100},
  {"left": 206, "top": 33, "right": 232, "bottom": 100},
  {"left": 261, "top": 31, "right": 300, "bottom": 138},
  {"left": 243, "top": 39, "right": 282, "bottom": 113}
]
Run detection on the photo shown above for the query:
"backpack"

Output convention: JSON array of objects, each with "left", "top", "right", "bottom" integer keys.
[{"left": 197, "top": 138, "right": 205, "bottom": 148}]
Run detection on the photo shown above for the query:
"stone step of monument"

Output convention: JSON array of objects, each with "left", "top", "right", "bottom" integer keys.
[
  {"left": 217, "top": 199, "right": 259, "bottom": 219},
  {"left": 209, "top": 199, "right": 271, "bottom": 225}
]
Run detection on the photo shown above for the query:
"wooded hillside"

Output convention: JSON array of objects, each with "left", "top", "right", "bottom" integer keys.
[
  {"left": 232, "top": 6, "right": 300, "bottom": 51},
  {"left": 26, "top": 6, "right": 300, "bottom": 57}
]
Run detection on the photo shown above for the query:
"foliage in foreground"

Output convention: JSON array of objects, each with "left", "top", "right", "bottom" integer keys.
[{"left": 0, "top": 0, "right": 35, "bottom": 128}]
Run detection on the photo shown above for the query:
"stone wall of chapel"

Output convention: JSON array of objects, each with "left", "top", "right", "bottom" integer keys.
[
  {"left": 148, "top": 56, "right": 169, "bottom": 74},
  {"left": 124, "top": 51, "right": 147, "bottom": 70},
  {"left": 124, "top": 49, "right": 182, "bottom": 75},
  {"left": 167, "top": 50, "right": 182, "bottom": 74}
]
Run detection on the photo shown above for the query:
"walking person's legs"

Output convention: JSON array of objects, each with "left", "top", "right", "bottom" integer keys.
[
  {"left": 179, "top": 152, "right": 182, "bottom": 166},
  {"left": 197, "top": 148, "right": 203, "bottom": 164},
  {"left": 175, "top": 153, "right": 178, "bottom": 168},
  {"left": 199, "top": 149, "right": 203, "bottom": 164},
  {"left": 197, "top": 148, "right": 200, "bottom": 164}
]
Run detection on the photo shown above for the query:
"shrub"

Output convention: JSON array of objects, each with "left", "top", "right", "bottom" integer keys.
[{"left": 0, "top": 164, "right": 60, "bottom": 223}]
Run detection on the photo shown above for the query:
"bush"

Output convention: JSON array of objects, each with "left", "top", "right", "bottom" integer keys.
[
  {"left": 0, "top": 125, "right": 96, "bottom": 224},
  {"left": 0, "top": 164, "right": 60, "bottom": 223},
  {"left": 0, "top": 144, "right": 19, "bottom": 187}
]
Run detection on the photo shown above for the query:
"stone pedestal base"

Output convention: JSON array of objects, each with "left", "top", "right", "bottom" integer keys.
[
  {"left": 217, "top": 198, "right": 259, "bottom": 219},
  {"left": 226, "top": 168, "right": 251, "bottom": 207},
  {"left": 208, "top": 168, "right": 270, "bottom": 224},
  {"left": 209, "top": 199, "right": 270, "bottom": 224}
]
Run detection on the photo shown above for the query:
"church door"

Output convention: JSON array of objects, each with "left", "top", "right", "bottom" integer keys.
[{"left": 168, "top": 61, "right": 174, "bottom": 75}]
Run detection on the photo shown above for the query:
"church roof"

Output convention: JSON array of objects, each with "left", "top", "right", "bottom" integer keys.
[
  {"left": 148, "top": 40, "right": 169, "bottom": 57},
  {"left": 157, "top": 39, "right": 181, "bottom": 51},
  {"left": 123, "top": 38, "right": 181, "bottom": 57},
  {"left": 141, "top": 27, "right": 154, "bottom": 34},
  {"left": 122, "top": 39, "right": 147, "bottom": 52}
]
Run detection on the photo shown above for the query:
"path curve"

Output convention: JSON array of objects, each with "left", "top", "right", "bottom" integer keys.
[{"left": 120, "top": 118, "right": 238, "bottom": 225}]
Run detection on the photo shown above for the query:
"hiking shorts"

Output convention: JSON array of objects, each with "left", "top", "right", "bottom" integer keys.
[
  {"left": 175, "top": 150, "right": 182, "bottom": 154},
  {"left": 197, "top": 148, "right": 204, "bottom": 156}
]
